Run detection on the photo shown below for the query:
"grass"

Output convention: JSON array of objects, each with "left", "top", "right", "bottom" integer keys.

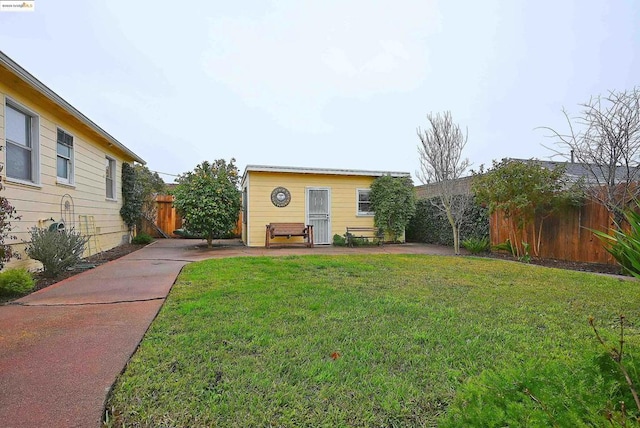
[{"left": 105, "top": 255, "right": 640, "bottom": 427}]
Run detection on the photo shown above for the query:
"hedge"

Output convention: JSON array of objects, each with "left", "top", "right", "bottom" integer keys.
[{"left": 406, "top": 196, "right": 489, "bottom": 246}]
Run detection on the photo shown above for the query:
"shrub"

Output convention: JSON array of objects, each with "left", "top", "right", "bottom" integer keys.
[
  {"left": 332, "top": 234, "right": 347, "bottom": 247},
  {"left": 26, "top": 227, "right": 88, "bottom": 278},
  {"left": 462, "top": 237, "right": 490, "bottom": 254},
  {"left": 131, "top": 232, "right": 154, "bottom": 245},
  {"left": 592, "top": 200, "right": 640, "bottom": 277},
  {"left": 0, "top": 268, "right": 34, "bottom": 296},
  {"left": 348, "top": 237, "right": 371, "bottom": 247},
  {"left": 0, "top": 179, "right": 20, "bottom": 269},
  {"left": 492, "top": 238, "right": 515, "bottom": 256}
]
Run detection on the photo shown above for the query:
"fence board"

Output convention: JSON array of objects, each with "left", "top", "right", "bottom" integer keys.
[{"left": 490, "top": 198, "right": 616, "bottom": 264}]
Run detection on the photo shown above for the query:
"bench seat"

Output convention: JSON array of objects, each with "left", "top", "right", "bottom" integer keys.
[{"left": 266, "top": 223, "right": 314, "bottom": 248}]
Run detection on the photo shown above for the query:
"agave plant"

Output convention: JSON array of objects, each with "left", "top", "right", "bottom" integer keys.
[{"left": 592, "top": 200, "right": 640, "bottom": 278}]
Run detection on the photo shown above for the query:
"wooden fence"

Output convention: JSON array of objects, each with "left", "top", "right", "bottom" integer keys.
[
  {"left": 142, "top": 195, "right": 242, "bottom": 238},
  {"left": 490, "top": 198, "right": 616, "bottom": 265},
  {"left": 141, "top": 195, "right": 182, "bottom": 238}
]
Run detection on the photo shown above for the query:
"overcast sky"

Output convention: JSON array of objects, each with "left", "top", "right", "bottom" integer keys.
[{"left": 1, "top": 0, "right": 639, "bottom": 183}]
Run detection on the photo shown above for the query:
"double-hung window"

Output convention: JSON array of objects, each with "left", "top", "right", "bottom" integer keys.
[
  {"left": 56, "top": 129, "right": 73, "bottom": 184},
  {"left": 105, "top": 156, "right": 116, "bottom": 199},
  {"left": 357, "top": 188, "right": 374, "bottom": 216},
  {"left": 5, "top": 101, "right": 39, "bottom": 183}
]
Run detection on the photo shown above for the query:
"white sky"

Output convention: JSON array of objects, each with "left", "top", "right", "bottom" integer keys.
[{"left": 1, "top": 0, "right": 639, "bottom": 183}]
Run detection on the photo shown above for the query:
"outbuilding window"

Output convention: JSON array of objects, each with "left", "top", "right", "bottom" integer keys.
[{"left": 357, "top": 188, "right": 374, "bottom": 216}]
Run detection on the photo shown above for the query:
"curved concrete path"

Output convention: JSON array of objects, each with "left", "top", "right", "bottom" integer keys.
[{"left": 0, "top": 239, "right": 458, "bottom": 428}]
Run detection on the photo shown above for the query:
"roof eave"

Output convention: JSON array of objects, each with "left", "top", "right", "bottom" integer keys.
[
  {"left": 243, "top": 164, "right": 410, "bottom": 179},
  {"left": 0, "top": 50, "right": 145, "bottom": 164}
]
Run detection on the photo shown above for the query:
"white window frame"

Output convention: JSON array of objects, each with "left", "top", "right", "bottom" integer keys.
[
  {"left": 4, "top": 98, "right": 40, "bottom": 185},
  {"left": 105, "top": 156, "right": 116, "bottom": 200},
  {"left": 356, "top": 188, "right": 374, "bottom": 216},
  {"left": 56, "top": 127, "right": 74, "bottom": 186}
]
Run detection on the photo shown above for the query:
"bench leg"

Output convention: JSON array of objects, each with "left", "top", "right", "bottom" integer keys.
[
  {"left": 307, "top": 226, "right": 314, "bottom": 248},
  {"left": 265, "top": 227, "right": 270, "bottom": 248}
]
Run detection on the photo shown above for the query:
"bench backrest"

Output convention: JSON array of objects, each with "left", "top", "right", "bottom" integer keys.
[{"left": 269, "top": 223, "right": 307, "bottom": 235}]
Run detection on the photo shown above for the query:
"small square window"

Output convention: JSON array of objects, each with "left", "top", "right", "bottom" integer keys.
[{"left": 357, "top": 189, "right": 373, "bottom": 216}]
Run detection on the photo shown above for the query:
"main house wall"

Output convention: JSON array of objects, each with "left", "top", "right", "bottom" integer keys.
[
  {"left": 0, "top": 81, "right": 132, "bottom": 269},
  {"left": 244, "top": 171, "right": 376, "bottom": 247}
]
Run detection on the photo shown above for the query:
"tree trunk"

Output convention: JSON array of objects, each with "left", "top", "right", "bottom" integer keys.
[
  {"left": 452, "top": 224, "right": 458, "bottom": 255},
  {"left": 508, "top": 218, "right": 520, "bottom": 258},
  {"left": 446, "top": 211, "right": 460, "bottom": 255}
]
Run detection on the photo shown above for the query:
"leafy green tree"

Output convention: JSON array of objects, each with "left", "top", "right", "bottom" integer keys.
[
  {"left": 120, "top": 163, "right": 142, "bottom": 232},
  {"left": 370, "top": 175, "right": 416, "bottom": 242},
  {"left": 472, "top": 159, "right": 582, "bottom": 257},
  {"left": 172, "top": 159, "right": 241, "bottom": 247},
  {"left": 134, "top": 165, "right": 166, "bottom": 231},
  {"left": 120, "top": 163, "right": 166, "bottom": 236}
]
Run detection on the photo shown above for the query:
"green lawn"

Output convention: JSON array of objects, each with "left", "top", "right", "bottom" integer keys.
[{"left": 106, "top": 255, "right": 640, "bottom": 427}]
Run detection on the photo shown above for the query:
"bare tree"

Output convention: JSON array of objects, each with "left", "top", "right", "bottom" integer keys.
[
  {"left": 417, "top": 111, "right": 471, "bottom": 254},
  {"left": 541, "top": 88, "right": 640, "bottom": 216}
]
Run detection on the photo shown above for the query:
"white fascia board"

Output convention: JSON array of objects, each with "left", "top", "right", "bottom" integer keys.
[{"left": 243, "top": 164, "right": 410, "bottom": 179}]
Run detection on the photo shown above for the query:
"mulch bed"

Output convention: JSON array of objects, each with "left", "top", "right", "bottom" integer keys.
[{"left": 477, "top": 251, "right": 624, "bottom": 276}]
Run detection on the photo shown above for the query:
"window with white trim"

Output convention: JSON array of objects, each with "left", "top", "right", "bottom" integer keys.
[
  {"left": 357, "top": 188, "right": 374, "bottom": 216},
  {"left": 5, "top": 101, "right": 39, "bottom": 183},
  {"left": 56, "top": 128, "right": 74, "bottom": 184},
  {"left": 105, "top": 156, "right": 116, "bottom": 199}
]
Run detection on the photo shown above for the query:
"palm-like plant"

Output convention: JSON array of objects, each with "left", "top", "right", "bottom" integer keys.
[{"left": 592, "top": 200, "right": 640, "bottom": 277}]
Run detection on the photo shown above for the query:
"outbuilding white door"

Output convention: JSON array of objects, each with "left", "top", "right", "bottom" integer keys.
[{"left": 306, "top": 188, "right": 331, "bottom": 244}]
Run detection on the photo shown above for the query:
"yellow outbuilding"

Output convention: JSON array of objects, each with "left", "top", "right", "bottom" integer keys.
[{"left": 241, "top": 165, "right": 410, "bottom": 247}]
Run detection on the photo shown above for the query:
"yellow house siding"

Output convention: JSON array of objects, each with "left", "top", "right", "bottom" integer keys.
[
  {"left": 0, "top": 72, "right": 135, "bottom": 270},
  {"left": 244, "top": 171, "right": 377, "bottom": 247}
]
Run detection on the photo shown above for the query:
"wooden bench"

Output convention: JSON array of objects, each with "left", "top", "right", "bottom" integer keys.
[
  {"left": 345, "top": 227, "right": 383, "bottom": 247},
  {"left": 265, "top": 223, "right": 314, "bottom": 248}
]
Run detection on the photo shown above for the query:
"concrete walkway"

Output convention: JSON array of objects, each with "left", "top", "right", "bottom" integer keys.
[{"left": 0, "top": 239, "right": 458, "bottom": 428}]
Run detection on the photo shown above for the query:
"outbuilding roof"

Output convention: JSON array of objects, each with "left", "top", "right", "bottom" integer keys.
[{"left": 242, "top": 164, "right": 410, "bottom": 186}]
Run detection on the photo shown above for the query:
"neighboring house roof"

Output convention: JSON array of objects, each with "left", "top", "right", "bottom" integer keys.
[
  {"left": 0, "top": 50, "right": 145, "bottom": 164},
  {"left": 515, "top": 158, "right": 640, "bottom": 185},
  {"left": 414, "top": 157, "right": 640, "bottom": 200},
  {"left": 242, "top": 164, "right": 410, "bottom": 187},
  {"left": 415, "top": 175, "right": 473, "bottom": 199}
]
